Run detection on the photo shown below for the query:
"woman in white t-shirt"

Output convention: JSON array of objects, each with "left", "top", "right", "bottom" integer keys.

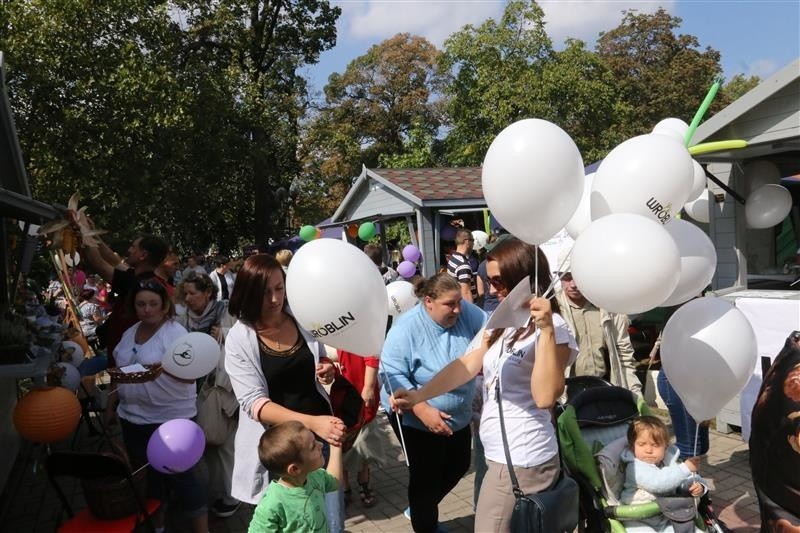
[
  {"left": 108, "top": 279, "right": 208, "bottom": 533},
  {"left": 393, "top": 237, "right": 577, "bottom": 531}
]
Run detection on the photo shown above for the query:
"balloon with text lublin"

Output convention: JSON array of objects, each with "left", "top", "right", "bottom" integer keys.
[
  {"left": 660, "top": 297, "right": 757, "bottom": 422},
  {"left": 745, "top": 184, "right": 792, "bottom": 229},
  {"left": 286, "top": 239, "right": 387, "bottom": 356},
  {"left": 591, "top": 134, "right": 694, "bottom": 225},
  {"left": 387, "top": 281, "right": 417, "bottom": 317},
  {"left": 660, "top": 219, "right": 717, "bottom": 307},
  {"left": 147, "top": 419, "right": 206, "bottom": 474},
  {"left": 482, "top": 119, "right": 584, "bottom": 245},
  {"left": 570, "top": 213, "right": 680, "bottom": 314}
]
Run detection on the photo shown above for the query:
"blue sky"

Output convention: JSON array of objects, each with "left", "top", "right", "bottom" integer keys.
[{"left": 303, "top": 0, "right": 800, "bottom": 95}]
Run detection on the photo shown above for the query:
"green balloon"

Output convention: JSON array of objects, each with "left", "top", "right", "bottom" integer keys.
[
  {"left": 299, "top": 225, "right": 317, "bottom": 241},
  {"left": 358, "top": 222, "right": 376, "bottom": 241}
]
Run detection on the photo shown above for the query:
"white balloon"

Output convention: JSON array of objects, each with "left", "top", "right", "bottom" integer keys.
[
  {"left": 471, "top": 230, "right": 488, "bottom": 252},
  {"left": 743, "top": 159, "right": 781, "bottom": 195},
  {"left": 652, "top": 117, "right": 689, "bottom": 144},
  {"left": 56, "top": 362, "right": 81, "bottom": 391},
  {"left": 60, "top": 340, "right": 85, "bottom": 367},
  {"left": 661, "top": 219, "right": 717, "bottom": 307},
  {"left": 161, "top": 332, "right": 220, "bottom": 380},
  {"left": 482, "top": 119, "right": 584, "bottom": 245},
  {"left": 287, "top": 239, "right": 388, "bottom": 356},
  {"left": 571, "top": 213, "right": 680, "bottom": 314},
  {"left": 683, "top": 191, "right": 710, "bottom": 223},
  {"left": 564, "top": 173, "right": 594, "bottom": 239},
  {"left": 688, "top": 161, "right": 707, "bottom": 202},
  {"left": 661, "top": 297, "right": 757, "bottom": 422},
  {"left": 591, "top": 134, "right": 694, "bottom": 225},
  {"left": 387, "top": 281, "right": 418, "bottom": 317},
  {"left": 745, "top": 184, "right": 792, "bottom": 229}
]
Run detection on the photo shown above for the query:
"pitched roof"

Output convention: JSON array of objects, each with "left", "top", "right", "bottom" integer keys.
[{"left": 369, "top": 167, "right": 483, "bottom": 203}]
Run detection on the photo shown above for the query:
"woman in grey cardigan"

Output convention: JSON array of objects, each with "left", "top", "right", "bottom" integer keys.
[{"left": 224, "top": 254, "right": 344, "bottom": 504}]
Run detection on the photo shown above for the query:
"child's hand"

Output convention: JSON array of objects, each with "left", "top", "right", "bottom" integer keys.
[
  {"left": 689, "top": 481, "right": 704, "bottom": 497},
  {"left": 683, "top": 456, "right": 700, "bottom": 472}
]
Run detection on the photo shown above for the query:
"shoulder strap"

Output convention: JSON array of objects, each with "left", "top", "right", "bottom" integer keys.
[{"left": 495, "top": 340, "right": 524, "bottom": 498}]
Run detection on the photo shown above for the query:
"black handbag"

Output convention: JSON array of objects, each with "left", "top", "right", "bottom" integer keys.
[{"left": 496, "top": 373, "right": 579, "bottom": 532}]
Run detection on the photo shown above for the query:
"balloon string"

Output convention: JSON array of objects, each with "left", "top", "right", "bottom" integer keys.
[
  {"left": 378, "top": 359, "right": 410, "bottom": 467},
  {"left": 541, "top": 247, "right": 574, "bottom": 300},
  {"left": 693, "top": 424, "right": 700, "bottom": 459},
  {"left": 534, "top": 245, "right": 539, "bottom": 297}
]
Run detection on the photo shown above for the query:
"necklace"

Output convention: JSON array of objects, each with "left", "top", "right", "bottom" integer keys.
[{"left": 257, "top": 315, "right": 287, "bottom": 351}]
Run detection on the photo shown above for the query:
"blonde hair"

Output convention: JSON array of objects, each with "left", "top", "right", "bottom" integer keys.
[
  {"left": 275, "top": 249, "right": 293, "bottom": 268},
  {"left": 627, "top": 415, "right": 670, "bottom": 448}
]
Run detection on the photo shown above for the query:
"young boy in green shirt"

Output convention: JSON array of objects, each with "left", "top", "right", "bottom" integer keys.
[{"left": 248, "top": 421, "right": 343, "bottom": 533}]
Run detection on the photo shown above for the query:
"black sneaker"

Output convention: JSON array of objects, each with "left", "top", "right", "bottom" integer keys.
[{"left": 211, "top": 499, "right": 241, "bottom": 518}]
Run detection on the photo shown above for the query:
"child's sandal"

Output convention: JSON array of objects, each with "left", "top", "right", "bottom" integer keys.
[{"left": 358, "top": 483, "right": 376, "bottom": 507}]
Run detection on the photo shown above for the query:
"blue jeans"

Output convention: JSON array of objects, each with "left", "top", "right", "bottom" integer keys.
[{"left": 657, "top": 370, "right": 709, "bottom": 457}]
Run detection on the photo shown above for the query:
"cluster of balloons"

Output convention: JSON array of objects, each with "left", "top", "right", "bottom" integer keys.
[
  {"left": 147, "top": 419, "right": 206, "bottom": 474},
  {"left": 397, "top": 244, "right": 421, "bottom": 279},
  {"left": 481, "top": 115, "right": 760, "bottom": 424}
]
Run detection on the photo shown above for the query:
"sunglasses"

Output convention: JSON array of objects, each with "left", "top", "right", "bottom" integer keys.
[{"left": 488, "top": 276, "right": 506, "bottom": 292}]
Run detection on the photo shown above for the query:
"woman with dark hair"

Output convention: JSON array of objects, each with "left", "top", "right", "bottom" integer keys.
[
  {"left": 380, "top": 272, "right": 486, "bottom": 532},
  {"left": 224, "top": 254, "right": 344, "bottom": 505},
  {"left": 393, "top": 237, "right": 578, "bottom": 532},
  {"left": 106, "top": 279, "right": 208, "bottom": 533}
]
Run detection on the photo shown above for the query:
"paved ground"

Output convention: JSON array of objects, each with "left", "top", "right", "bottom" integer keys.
[{"left": 0, "top": 409, "right": 761, "bottom": 532}]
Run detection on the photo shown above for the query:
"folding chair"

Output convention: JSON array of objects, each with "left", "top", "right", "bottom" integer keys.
[{"left": 46, "top": 451, "right": 160, "bottom": 532}]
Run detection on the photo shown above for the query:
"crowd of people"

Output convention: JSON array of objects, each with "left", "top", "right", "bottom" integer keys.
[{"left": 38, "top": 219, "right": 737, "bottom": 533}]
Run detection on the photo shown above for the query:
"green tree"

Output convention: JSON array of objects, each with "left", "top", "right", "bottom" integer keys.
[
  {"left": 720, "top": 73, "right": 760, "bottom": 104},
  {"left": 298, "top": 32, "right": 444, "bottom": 224},
  {"left": 596, "top": 8, "right": 724, "bottom": 138}
]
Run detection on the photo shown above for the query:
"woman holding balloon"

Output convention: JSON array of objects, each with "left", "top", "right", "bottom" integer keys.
[
  {"left": 392, "top": 238, "right": 578, "bottom": 532},
  {"left": 107, "top": 279, "right": 208, "bottom": 533},
  {"left": 224, "top": 254, "right": 343, "bottom": 505},
  {"left": 380, "top": 272, "right": 486, "bottom": 533}
]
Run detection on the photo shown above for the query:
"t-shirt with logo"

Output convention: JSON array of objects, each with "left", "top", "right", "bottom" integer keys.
[
  {"left": 447, "top": 251, "right": 477, "bottom": 301},
  {"left": 479, "top": 314, "right": 578, "bottom": 468}
]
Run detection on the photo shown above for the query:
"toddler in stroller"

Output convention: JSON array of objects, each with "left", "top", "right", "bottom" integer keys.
[{"left": 557, "top": 382, "right": 728, "bottom": 532}]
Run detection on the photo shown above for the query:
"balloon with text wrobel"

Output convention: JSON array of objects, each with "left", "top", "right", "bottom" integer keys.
[
  {"left": 661, "top": 219, "right": 717, "bottom": 307},
  {"left": 660, "top": 297, "right": 757, "bottom": 422},
  {"left": 147, "top": 419, "right": 206, "bottom": 474},
  {"left": 683, "top": 190, "right": 710, "bottom": 223},
  {"left": 287, "top": 239, "right": 387, "bottom": 356},
  {"left": 402, "top": 244, "right": 421, "bottom": 263},
  {"left": 564, "top": 172, "right": 594, "bottom": 239},
  {"left": 387, "top": 280, "right": 417, "bottom": 317},
  {"left": 745, "top": 184, "right": 792, "bottom": 229},
  {"left": 161, "top": 332, "right": 220, "bottom": 380},
  {"left": 482, "top": 119, "right": 584, "bottom": 245},
  {"left": 570, "top": 213, "right": 680, "bottom": 314},
  {"left": 591, "top": 134, "right": 694, "bottom": 225}
]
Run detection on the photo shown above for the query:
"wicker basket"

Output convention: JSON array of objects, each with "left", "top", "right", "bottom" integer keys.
[
  {"left": 81, "top": 456, "right": 148, "bottom": 520},
  {"left": 107, "top": 363, "right": 162, "bottom": 384}
]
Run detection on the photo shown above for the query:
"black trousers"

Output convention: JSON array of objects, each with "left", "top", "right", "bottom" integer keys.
[{"left": 387, "top": 413, "right": 471, "bottom": 533}]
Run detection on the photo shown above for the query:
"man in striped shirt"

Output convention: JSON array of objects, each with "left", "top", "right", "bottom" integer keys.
[{"left": 447, "top": 228, "right": 477, "bottom": 303}]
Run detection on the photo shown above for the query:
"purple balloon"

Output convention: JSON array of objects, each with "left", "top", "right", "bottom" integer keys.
[
  {"left": 441, "top": 225, "right": 457, "bottom": 241},
  {"left": 147, "top": 419, "right": 206, "bottom": 474},
  {"left": 398, "top": 261, "right": 417, "bottom": 279},
  {"left": 402, "top": 244, "right": 421, "bottom": 263}
]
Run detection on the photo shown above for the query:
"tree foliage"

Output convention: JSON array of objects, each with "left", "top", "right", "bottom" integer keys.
[{"left": 0, "top": 0, "right": 339, "bottom": 253}]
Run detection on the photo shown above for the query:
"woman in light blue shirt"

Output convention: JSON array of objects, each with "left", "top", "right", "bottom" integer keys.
[{"left": 380, "top": 273, "right": 485, "bottom": 532}]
